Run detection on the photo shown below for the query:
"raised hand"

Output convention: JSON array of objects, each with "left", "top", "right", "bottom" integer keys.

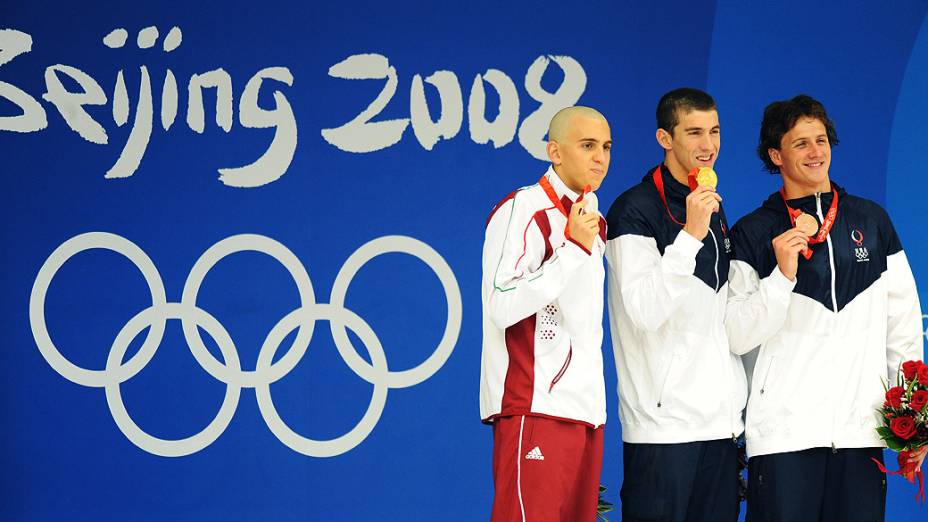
[
  {"left": 682, "top": 185, "right": 722, "bottom": 241},
  {"left": 772, "top": 228, "right": 810, "bottom": 281},
  {"left": 568, "top": 199, "right": 600, "bottom": 252}
]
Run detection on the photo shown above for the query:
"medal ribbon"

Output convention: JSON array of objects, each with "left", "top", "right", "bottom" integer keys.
[
  {"left": 538, "top": 174, "right": 590, "bottom": 240},
  {"left": 653, "top": 166, "right": 728, "bottom": 235},
  {"left": 779, "top": 184, "right": 838, "bottom": 260},
  {"left": 652, "top": 166, "right": 685, "bottom": 226}
]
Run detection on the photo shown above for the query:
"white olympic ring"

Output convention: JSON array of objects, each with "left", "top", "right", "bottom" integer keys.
[{"left": 29, "top": 232, "right": 461, "bottom": 458}]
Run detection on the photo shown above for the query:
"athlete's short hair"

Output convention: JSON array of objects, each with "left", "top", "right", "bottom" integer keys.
[
  {"left": 757, "top": 94, "right": 840, "bottom": 173},
  {"left": 656, "top": 88, "right": 716, "bottom": 135}
]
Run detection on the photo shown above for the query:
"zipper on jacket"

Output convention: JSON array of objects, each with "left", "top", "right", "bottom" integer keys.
[
  {"left": 710, "top": 223, "right": 739, "bottom": 452},
  {"left": 656, "top": 356, "right": 676, "bottom": 407},
  {"left": 815, "top": 193, "right": 838, "bottom": 314},
  {"left": 708, "top": 227, "right": 720, "bottom": 292},
  {"left": 710, "top": 225, "right": 739, "bottom": 442},
  {"left": 759, "top": 356, "right": 775, "bottom": 395},
  {"left": 548, "top": 345, "right": 572, "bottom": 392},
  {"left": 817, "top": 192, "right": 840, "bottom": 451}
]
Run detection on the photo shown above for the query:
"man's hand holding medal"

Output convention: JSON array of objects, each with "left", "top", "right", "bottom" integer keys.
[
  {"left": 774, "top": 185, "right": 839, "bottom": 280},
  {"left": 567, "top": 187, "right": 601, "bottom": 252},
  {"left": 682, "top": 167, "right": 722, "bottom": 241},
  {"left": 772, "top": 226, "right": 811, "bottom": 282}
]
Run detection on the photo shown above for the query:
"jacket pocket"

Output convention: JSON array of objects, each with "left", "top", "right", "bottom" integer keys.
[
  {"left": 758, "top": 356, "right": 776, "bottom": 396},
  {"left": 656, "top": 355, "right": 677, "bottom": 408},
  {"left": 548, "top": 344, "right": 572, "bottom": 392}
]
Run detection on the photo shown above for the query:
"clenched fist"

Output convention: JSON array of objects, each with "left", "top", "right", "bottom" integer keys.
[
  {"left": 772, "top": 228, "right": 810, "bottom": 281},
  {"left": 683, "top": 185, "right": 722, "bottom": 241},
  {"left": 568, "top": 199, "right": 600, "bottom": 251}
]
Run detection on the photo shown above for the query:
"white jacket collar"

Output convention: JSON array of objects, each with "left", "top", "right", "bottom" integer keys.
[{"left": 544, "top": 166, "right": 579, "bottom": 201}]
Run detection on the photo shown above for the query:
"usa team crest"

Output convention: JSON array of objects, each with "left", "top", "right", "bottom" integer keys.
[{"left": 852, "top": 229, "right": 869, "bottom": 262}]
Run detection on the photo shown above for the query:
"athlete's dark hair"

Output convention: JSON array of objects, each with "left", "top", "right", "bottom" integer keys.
[
  {"left": 656, "top": 88, "right": 716, "bottom": 135},
  {"left": 757, "top": 94, "right": 840, "bottom": 173}
]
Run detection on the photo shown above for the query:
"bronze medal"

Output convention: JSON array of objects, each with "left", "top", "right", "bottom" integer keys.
[
  {"left": 780, "top": 185, "right": 839, "bottom": 261},
  {"left": 795, "top": 212, "right": 819, "bottom": 236}
]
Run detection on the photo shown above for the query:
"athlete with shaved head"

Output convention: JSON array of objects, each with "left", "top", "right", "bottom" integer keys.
[{"left": 480, "top": 106, "right": 611, "bottom": 521}]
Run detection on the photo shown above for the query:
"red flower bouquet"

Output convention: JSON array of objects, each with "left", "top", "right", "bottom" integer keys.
[{"left": 875, "top": 359, "right": 928, "bottom": 502}]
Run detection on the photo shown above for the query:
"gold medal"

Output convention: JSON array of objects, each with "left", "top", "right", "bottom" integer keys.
[
  {"left": 695, "top": 167, "right": 717, "bottom": 189},
  {"left": 795, "top": 212, "right": 819, "bottom": 236}
]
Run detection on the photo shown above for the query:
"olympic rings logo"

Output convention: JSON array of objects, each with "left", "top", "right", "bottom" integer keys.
[{"left": 29, "top": 232, "right": 461, "bottom": 458}]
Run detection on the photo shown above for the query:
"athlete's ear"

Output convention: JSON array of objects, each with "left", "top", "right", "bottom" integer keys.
[
  {"left": 547, "top": 141, "right": 562, "bottom": 166},
  {"left": 656, "top": 128, "right": 673, "bottom": 151},
  {"left": 768, "top": 148, "right": 782, "bottom": 167}
]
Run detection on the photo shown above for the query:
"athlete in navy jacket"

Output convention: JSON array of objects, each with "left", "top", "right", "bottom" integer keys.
[
  {"left": 606, "top": 88, "right": 746, "bottom": 521},
  {"left": 727, "top": 94, "right": 926, "bottom": 521}
]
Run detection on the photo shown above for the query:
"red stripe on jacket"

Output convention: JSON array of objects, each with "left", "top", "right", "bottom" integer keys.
[{"left": 501, "top": 315, "right": 536, "bottom": 414}]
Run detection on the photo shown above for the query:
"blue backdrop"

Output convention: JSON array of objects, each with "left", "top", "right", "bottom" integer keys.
[{"left": 2, "top": 1, "right": 927, "bottom": 520}]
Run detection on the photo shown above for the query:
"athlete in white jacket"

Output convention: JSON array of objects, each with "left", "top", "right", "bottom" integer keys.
[
  {"left": 728, "top": 94, "right": 926, "bottom": 521},
  {"left": 481, "top": 106, "right": 611, "bottom": 522},
  {"left": 605, "top": 88, "right": 746, "bottom": 522}
]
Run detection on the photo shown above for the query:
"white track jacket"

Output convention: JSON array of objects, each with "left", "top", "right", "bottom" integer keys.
[
  {"left": 604, "top": 165, "right": 748, "bottom": 443},
  {"left": 480, "top": 167, "right": 607, "bottom": 428},
  {"left": 727, "top": 185, "right": 923, "bottom": 458}
]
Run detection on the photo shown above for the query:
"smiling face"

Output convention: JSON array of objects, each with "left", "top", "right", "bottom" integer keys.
[
  {"left": 658, "top": 108, "right": 720, "bottom": 181},
  {"left": 769, "top": 117, "right": 831, "bottom": 197},
  {"left": 547, "top": 114, "right": 612, "bottom": 192}
]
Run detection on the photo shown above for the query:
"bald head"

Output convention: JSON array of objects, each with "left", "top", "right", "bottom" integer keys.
[
  {"left": 545, "top": 106, "right": 612, "bottom": 193},
  {"left": 548, "top": 106, "right": 608, "bottom": 142}
]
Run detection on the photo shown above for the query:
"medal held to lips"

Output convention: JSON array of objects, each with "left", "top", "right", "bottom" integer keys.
[
  {"left": 794, "top": 212, "right": 820, "bottom": 236},
  {"left": 687, "top": 167, "right": 718, "bottom": 191}
]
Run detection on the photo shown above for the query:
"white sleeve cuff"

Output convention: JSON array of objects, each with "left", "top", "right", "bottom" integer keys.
[
  {"left": 673, "top": 229, "right": 704, "bottom": 257},
  {"left": 766, "top": 265, "right": 798, "bottom": 295}
]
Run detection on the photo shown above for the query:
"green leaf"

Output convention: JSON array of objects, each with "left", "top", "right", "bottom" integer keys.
[
  {"left": 597, "top": 482, "right": 613, "bottom": 520},
  {"left": 876, "top": 426, "right": 894, "bottom": 439},
  {"left": 886, "top": 437, "right": 906, "bottom": 451}
]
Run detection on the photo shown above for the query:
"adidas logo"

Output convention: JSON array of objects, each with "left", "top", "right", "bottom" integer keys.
[{"left": 525, "top": 446, "right": 545, "bottom": 461}]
